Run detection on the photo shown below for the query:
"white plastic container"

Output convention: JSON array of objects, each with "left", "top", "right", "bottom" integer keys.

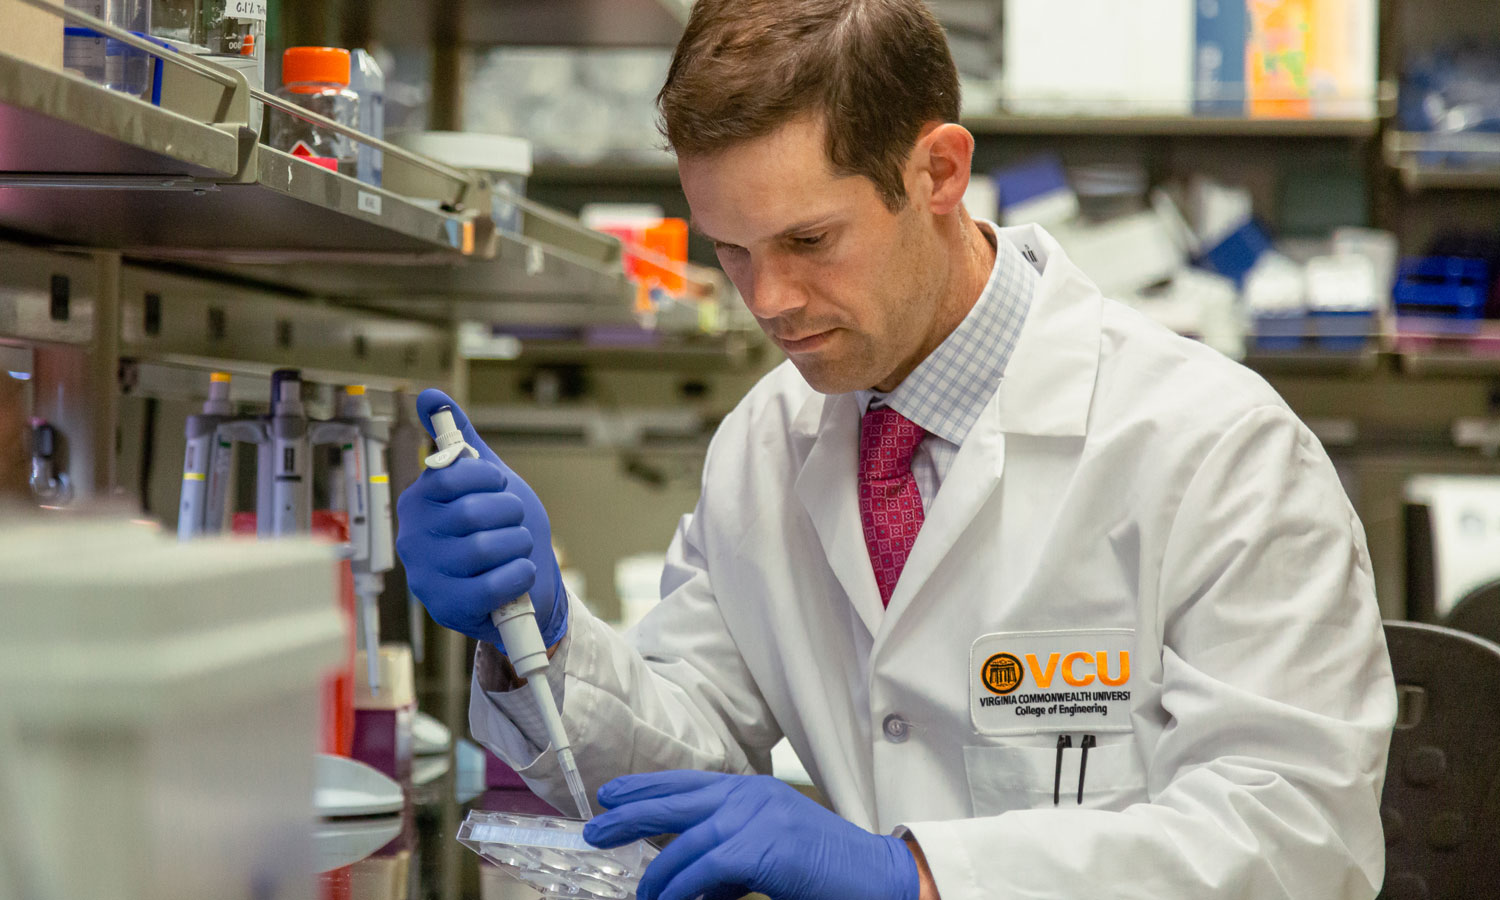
[
  {"left": 0, "top": 520, "right": 346, "bottom": 900},
  {"left": 393, "top": 131, "right": 533, "bottom": 233}
]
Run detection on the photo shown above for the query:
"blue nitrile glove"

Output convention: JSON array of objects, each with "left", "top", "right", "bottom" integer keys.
[
  {"left": 394, "top": 389, "right": 568, "bottom": 651},
  {"left": 583, "top": 771, "right": 919, "bottom": 900}
]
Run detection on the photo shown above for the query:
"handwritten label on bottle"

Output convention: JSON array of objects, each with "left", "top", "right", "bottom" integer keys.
[{"left": 227, "top": 0, "right": 267, "bottom": 22}]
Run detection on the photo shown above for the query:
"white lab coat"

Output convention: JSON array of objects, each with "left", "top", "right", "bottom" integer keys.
[{"left": 472, "top": 224, "right": 1396, "bottom": 899}]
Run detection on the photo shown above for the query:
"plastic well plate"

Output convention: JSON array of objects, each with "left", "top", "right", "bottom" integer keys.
[{"left": 458, "top": 810, "right": 659, "bottom": 899}]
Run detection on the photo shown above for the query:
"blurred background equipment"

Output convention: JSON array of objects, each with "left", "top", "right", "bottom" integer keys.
[{"left": 0, "top": 516, "right": 346, "bottom": 900}]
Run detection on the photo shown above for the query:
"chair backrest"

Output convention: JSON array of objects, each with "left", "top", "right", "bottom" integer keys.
[
  {"left": 1444, "top": 580, "right": 1500, "bottom": 648},
  {"left": 1379, "top": 621, "right": 1500, "bottom": 899}
]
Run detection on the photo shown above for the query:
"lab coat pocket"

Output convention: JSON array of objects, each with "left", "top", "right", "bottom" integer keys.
[{"left": 962, "top": 742, "right": 1148, "bottom": 817}]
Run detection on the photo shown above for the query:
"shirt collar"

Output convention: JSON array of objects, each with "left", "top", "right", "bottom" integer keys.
[{"left": 857, "top": 220, "right": 1037, "bottom": 446}]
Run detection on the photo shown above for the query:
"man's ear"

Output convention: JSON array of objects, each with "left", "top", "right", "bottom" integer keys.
[{"left": 908, "top": 122, "right": 975, "bottom": 216}]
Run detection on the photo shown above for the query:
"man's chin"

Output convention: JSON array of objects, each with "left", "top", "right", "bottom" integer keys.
[{"left": 786, "top": 357, "right": 871, "bottom": 395}]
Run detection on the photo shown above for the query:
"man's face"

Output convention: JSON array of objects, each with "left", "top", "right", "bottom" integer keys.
[{"left": 679, "top": 116, "right": 943, "bottom": 394}]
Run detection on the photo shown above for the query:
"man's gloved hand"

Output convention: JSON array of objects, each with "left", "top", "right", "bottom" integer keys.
[
  {"left": 583, "top": 771, "right": 919, "bottom": 900},
  {"left": 394, "top": 389, "right": 568, "bottom": 651}
]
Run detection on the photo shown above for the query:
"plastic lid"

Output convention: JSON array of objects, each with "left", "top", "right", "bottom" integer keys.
[
  {"left": 344, "top": 384, "right": 366, "bottom": 395},
  {"left": 393, "top": 131, "right": 533, "bottom": 177},
  {"left": 283, "top": 47, "right": 351, "bottom": 87},
  {"left": 210, "top": 372, "right": 231, "bottom": 383}
]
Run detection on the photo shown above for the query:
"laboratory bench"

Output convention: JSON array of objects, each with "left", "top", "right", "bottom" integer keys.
[
  {"left": 324, "top": 748, "right": 575, "bottom": 900},
  {"left": 325, "top": 741, "right": 776, "bottom": 900}
]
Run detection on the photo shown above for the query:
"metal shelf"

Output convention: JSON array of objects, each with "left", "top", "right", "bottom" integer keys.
[
  {"left": 0, "top": 49, "right": 473, "bottom": 260},
  {"left": 1242, "top": 346, "right": 1383, "bottom": 376},
  {"left": 169, "top": 217, "right": 633, "bottom": 320},
  {"left": 1385, "top": 131, "right": 1500, "bottom": 192},
  {"left": 0, "top": 47, "right": 646, "bottom": 330},
  {"left": 962, "top": 113, "right": 1381, "bottom": 139},
  {"left": 0, "top": 241, "right": 453, "bottom": 388},
  {"left": 0, "top": 52, "right": 241, "bottom": 179},
  {"left": 3, "top": 146, "right": 475, "bottom": 260}
]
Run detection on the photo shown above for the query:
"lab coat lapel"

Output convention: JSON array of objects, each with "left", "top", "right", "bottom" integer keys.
[
  {"left": 877, "top": 223, "right": 1103, "bottom": 643},
  {"left": 792, "top": 391, "right": 885, "bottom": 638}
]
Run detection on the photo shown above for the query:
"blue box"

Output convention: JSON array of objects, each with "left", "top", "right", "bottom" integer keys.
[
  {"left": 1197, "top": 220, "right": 1273, "bottom": 288},
  {"left": 1393, "top": 257, "right": 1490, "bottom": 319}
]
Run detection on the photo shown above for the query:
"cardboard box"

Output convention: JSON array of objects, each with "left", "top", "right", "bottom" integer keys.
[{"left": 0, "top": 0, "right": 63, "bottom": 70}]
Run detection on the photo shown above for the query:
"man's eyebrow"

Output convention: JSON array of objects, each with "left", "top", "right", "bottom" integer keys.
[{"left": 691, "top": 215, "right": 838, "bottom": 246}]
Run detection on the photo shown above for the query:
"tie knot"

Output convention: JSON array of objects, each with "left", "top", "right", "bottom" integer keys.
[{"left": 859, "top": 406, "right": 925, "bottom": 481}]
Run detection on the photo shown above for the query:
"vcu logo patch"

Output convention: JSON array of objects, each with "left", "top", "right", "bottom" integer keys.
[{"left": 981, "top": 652, "right": 1025, "bottom": 695}]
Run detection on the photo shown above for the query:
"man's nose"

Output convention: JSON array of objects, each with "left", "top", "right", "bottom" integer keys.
[{"left": 744, "top": 258, "right": 806, "bottom": 321}]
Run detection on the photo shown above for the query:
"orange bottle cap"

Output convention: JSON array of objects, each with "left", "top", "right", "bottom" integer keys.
[{"left": 282, "top": 47, "right": 351, "bottom": 86}]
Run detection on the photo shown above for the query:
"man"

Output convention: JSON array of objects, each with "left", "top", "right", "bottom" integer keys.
[{"left": 396, "top": 1, "right": 1396, "bottom": 897}]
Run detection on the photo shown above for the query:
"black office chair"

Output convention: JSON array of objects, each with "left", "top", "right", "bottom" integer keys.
[
  {"left": 1379, "top": 621, "right": 1500, "bottom": 899},
  {"left": 1445, "top": 580, "right": 1500, "bottom": 648}
]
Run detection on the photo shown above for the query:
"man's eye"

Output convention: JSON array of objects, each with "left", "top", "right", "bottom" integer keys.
[
  {"left": 714, "top": 242, "right": 746, "bottom": 255},
  {"left": 794, "top": 234, "right": 826, "bottom": 248}
]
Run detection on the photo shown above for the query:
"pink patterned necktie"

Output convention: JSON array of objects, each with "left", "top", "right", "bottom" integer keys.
[{"left": 858, "top": 407, "right": 927, "bottom": 607}]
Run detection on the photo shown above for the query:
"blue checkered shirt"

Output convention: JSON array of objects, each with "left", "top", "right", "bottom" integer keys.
[{"left": 857, "top": 222, "right": 1036, "bottom": 512}]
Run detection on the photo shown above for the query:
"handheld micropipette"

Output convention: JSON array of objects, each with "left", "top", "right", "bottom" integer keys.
[{"left": 425, "top": 405, "right": 593, "bottom": 821}]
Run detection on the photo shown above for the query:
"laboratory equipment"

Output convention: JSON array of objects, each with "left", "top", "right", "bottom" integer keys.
[
  {"left": 178, "top": 371, "right": 235, "bottom": 540},
  {"left": 198, "top": 0, "right": 265, "bottom": 87},
  {"left": 312, "top": 385, "right": 393, "bottom": 691},
  {"left": 261, "top": 368, "right": 310, "bottom": 537},
  {"left": 29, "top": 417, "right": 71, "bottom": 505},
  {"left": 1305, "top": 254, "right": 1378, "bottom": 351},
  {"left": 313, "top": 752, "right": 403, "bottom": 818},
  {"left": 63, "top": 0, "right": 150, "bottom": 94},
  {"left": 458, "top": 811, "right": 659, "bottom": 899},
  {"left": 993, "top": 155, "right": 1077, "bottom": 228},
  {"left": 344, "top": 385, "right": 394, "bottom": 685},
  {"left": 351, "top": 644, "right": 415, "bottom": 781},
  {"left": 1049, "top": 193, "right": 1190, "bottom": 298},
  {"left": 391, "top": 131, "right": 533, "bottom": 232},
  {"left": 1399, "top": 44, "right": 1500, "bottom": 168},
  {"left": 1245, "top": 253, "right": 1308, "bottom": 352},
  {"left": 383, "top": 393, "right": 428, "bottom": 663},
  {"left": 424, "top": 405, "right": 592, "bottom": 821},
  {"left": 0, "top": 517, "right": 345, "bottom": 900},
  {"left": 269, "top": 47, "right": 360, "bottom": 175},
  {"left": 349, "top": 49, "right": 385, "bottom": 188},
  {"left": 1393, "top": 257, "right": 1490, "bottom": 324}
]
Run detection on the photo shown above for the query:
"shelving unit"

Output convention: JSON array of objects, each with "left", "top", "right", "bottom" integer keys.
[
  {"left": 0, "top": 45, "right": 645, "bottom": 327},
  {"left": 0, "top": 33, "right": 672, "bottom": 522},
  {"left": 0, "top": 57, "right": 239, "bottom": 179},
  {"left": 1385, "top": 131, "right": 1500, "bottom": 192},
  {"left": 963, "top": 113, "right": 1382, "bottom": 139},
  {"left": 374, "top": 0, "right": 690, "bottom": 48}
]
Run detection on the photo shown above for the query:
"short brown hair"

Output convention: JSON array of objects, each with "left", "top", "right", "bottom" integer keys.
[{"left": 657, "top": 0, "right": 961, "bottom": 211}]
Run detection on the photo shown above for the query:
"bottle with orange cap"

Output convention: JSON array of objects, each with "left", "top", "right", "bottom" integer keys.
[{"left": 269, "top": 47, "right": 361, "bottom": 175}]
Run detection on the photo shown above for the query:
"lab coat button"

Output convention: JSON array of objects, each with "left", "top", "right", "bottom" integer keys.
[{"left": 882, "top": 714, "right": 909, "bottom": 743}]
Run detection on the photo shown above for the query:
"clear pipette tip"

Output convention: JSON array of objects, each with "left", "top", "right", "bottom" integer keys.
[{"left": 558, "top": 748, "right": 593, "bottom": 820}]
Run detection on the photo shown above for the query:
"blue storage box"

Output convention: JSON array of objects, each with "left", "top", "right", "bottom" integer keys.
[{"left": 1393, "top": 257, "right": 1490, "bottom": 319}]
